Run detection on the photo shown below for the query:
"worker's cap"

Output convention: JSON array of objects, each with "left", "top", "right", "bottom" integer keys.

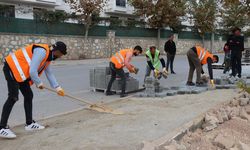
[{"left": 53, "top": 41, "right": 67, "bottom": 55}]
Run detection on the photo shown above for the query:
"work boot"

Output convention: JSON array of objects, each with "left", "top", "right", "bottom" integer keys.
[
  {"left": 106, "top": 91, "right": 116, "bottom": 96},
  {"left": 0, "top": 126, "right": 16, "bottom": 139},
  {"left": 120, "top": 93, "right": 128, "bottom": 98},
  {"left": 186, "top": 81, "right": 195, "bottom": 86},
  {"left": 25, "top": 121, "right": 45, "bottom": 131}
]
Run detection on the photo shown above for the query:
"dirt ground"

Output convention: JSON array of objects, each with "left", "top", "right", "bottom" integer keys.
[
  {"left": 166, "top": 90, "right": 250, "bottom": 150},
  {"left": 0, "top": 89, "right": 235, "bottom": 150},
  {"left": 180, "top": 119, "right": 250, "bottom": 150}
]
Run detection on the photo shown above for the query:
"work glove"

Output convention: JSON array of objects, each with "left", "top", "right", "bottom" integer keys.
[
  {"left": 56, "top": 86, "right": 65, "bottom": 96},
  {"left": 162, "top": 67, "right": 168, "bottom": 74},
  {"left": 153, "top": 69, "right": 160, "bottom": 78},
  {"left": 162, "top": 67, "right": 168, "bottom": 78},
  {"left": 37, "top": 83, "right": 44, "bottom": 89},
  {"left": 210, "top": 79, "right": 215, "bottom": 88}
]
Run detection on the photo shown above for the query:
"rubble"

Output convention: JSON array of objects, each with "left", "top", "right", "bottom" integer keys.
[{"left": 213, "top": 133, "right": 235, "bottom": 149}]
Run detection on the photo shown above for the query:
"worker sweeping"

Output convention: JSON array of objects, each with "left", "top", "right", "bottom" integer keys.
[
  {"left": 144, "top": 46, "right": 168, "bottom": 82},
  {"left": 0, "top": 41, "right": 67, "bottom": 139},
  {"left": 106, "top": 46, "right": 142, "bottom": 98},
  {"left": 186, "top": 45, "right": 219, "bottom": 87}
]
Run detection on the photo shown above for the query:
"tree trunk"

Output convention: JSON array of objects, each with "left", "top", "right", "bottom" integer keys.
[
  {"left": 84, "top": 24, "right": 89, "bottom": 40},
  {"left": 210, "top": 33, "right": 214, "bottom": 53},
  {"left": 157, "top": 28, "right": 161, "bottom": 49},
  {"left": 202, "top": 35, "right": 205, "bottom": 48}
]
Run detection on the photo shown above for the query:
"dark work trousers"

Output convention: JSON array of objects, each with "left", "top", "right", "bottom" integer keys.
[
  {"left": 0, "top": 63, "right": 33, "bottom": 128},
  {"left": 223, "top": 52, "right": 231, "bottom": 73},
  {"left": 106, "top": 62, "right": 126, "bottom": 94},
  {"left": 166, "top": 53, "right": 175, "bottom": 72},
  {"left": 231, "top": 52, "right": 242, "bottom": 77},
  {"left": 187, "top": 49, "right": 202, "bottom": 83}
]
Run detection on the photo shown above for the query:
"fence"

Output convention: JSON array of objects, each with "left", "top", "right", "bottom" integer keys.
[{"left": 0, "top": 17, "right": 230, "bottom": 40}]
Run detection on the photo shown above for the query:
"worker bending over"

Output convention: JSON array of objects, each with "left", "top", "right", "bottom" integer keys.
[
  {"left": 186, "top": 45, "right": 219, "bottom": 87},
  {"left": 144, "top": 46, "right": 168, "bottom": 82},
  {"left": 106, "top": 46, "right": 142, "bottom": 98},
  {"left": 0, "top": 41, "right": 67, "bottom": 139}
]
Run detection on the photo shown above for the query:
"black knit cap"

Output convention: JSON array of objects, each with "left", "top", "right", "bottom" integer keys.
[{"left": 53, "top": 41, "right": 67, "bottom": 55}]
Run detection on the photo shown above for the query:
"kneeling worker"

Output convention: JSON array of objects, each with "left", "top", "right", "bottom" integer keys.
[
  {"left": 0, "top": 41, "right": 67, "bottom": 138},
  {"left": 186, "top": 45, "right": 219, "bottom": 87},
  {"left": 144, "top": 46, "right": 168, "bottom": 82},
  {"left": 106, "top": 46, "right": 143, "bottom": 98}
]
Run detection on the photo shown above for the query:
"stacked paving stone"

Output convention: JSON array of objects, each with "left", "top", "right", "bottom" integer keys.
[{"left": 90, "top": 66, "right": 139, "bottom": 93}]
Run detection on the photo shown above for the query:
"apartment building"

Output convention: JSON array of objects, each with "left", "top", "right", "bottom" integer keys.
[{"left": 0, "top": 0, "right": 138, "bottom": 21}]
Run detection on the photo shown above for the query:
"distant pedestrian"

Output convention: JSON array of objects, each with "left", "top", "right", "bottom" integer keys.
[
  {"left": 223, "top": 43, "right": 231, "bottom": 74},
  {"left": 164, "top": 34, "right": 176, "bottom": 74},
  {"left": 227, "top": 27, "right": 244, "bottom": 78}
]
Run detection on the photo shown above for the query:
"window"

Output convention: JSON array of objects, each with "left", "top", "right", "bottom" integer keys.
[
  {"left": 0, "top": 4, "right": 15, "bottom": 18},
  {"left": 116, "top": 0, "right": 126, "bottom": 7}
]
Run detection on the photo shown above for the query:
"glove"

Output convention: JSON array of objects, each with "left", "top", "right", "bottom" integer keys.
[
  {"left": 162, "top": 67, "right": 168, "bottom": 74},
  {"left": 134, "top": 67, "right": 139, "bottom": 74},
  {"left": 153, "top": 69, "right": 160, "bottom": 78},
  {"left": 162, "top": 67, "right": 168, "bottom": 78},
  {"left": 56, "top": 87, "right": 65, "bottom": 96},
  {"left": 37, "top": 83, "right": 44, "bottom": 89},
  {"left": 210, "top": 79, "right": 215, "bottom": 88}
]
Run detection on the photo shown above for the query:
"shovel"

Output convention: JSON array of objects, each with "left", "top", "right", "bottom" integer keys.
[{"left": 44, "top": 86, "right": 124, "bottom": 115}]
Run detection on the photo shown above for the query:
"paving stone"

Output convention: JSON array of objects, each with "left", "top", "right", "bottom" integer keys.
[
  {"left": 166, "top": 90, "right": 177, "bottom": 96},
  {"left": 216, "top": 85, "right": 226, "bottom": 89},
  {"left": 155, "top": 92, "right": 167, "bottom": 97},
  {"left": 170, "top": 86, "right": 179, "bottom": 90}
]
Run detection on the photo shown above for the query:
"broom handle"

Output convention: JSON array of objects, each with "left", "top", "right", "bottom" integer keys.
[{"left": 44, "top": 86, "right": 94, "bottom": 106}]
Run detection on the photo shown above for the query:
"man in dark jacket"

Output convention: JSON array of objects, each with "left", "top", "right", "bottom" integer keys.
[
  {"left": 227, "top": 27, "right": 244, "bottom": 78},
  {"left": 164, "top": 34, "right": 176, "bottom": 74}
]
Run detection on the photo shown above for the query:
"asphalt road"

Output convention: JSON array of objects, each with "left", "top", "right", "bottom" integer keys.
[{"left": 0, "top": 54, "right": 248, "bottom": 126}]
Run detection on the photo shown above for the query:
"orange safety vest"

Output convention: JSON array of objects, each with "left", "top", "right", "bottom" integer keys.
[
  {"left": 196, "top": 46, "right": 214, "bottom": 65},
  {"left": 110, "top": 49, "right": 133, "bottom": 69},
  {"left": 5, "top": 44, "right": 51, "bottom": 84}
]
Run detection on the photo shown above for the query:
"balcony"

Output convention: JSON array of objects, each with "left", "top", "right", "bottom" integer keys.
[{"left": 104, "top": 0, "right": 135, "bottom": 16}]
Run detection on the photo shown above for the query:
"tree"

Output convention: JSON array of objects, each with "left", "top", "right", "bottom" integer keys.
[
  {"left": 66, "top": 0, "right": 107, "bottom": 38},
  {"left": 220, "top": 0, "right": 249, "bottom": 33},
  {"left": 188, "top": 0, "right": 217, "bottom": 47},
  {"left": 129, "top": 0, "right": 187, "bottom": 47}
]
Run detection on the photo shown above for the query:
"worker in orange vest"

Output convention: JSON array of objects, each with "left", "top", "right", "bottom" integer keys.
[
  {"left": 186, "top": 45, "right": 219, "bottom": 87},
  {"left": 106, "top": 46, "right": 143, "bottom": 98},
  {"left": 0, "top": 41, "right": 67, "bottom": 139}
]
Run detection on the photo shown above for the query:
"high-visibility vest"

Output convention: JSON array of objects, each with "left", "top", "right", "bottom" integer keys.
[
  {"left": 5, "top": 44, "right": 51, "bottom": 84},
  {"left": 196, "top": 46, "right": 214, "bottom": 65},
  {"left": 146, "top": 49, "right": 161, "bottom": 70},
  {"left": 110, "top": 49, "right": 133, "bottom": 69}
]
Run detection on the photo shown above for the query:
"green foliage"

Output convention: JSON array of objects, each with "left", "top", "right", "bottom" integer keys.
[
  {"left": 237, "top": 80, "right": 250, "bottom": 94},
  {"left": 220, "top": 0, "right": 249, "bottom": 33},
  {"left": 188, "top": 0, "right": 217, "bottom": 36},
  {"left": 33, "top": 9, "right": 71, "bottom": 23},
  {"left": 129, "top": 0, "right": 187, "bottom": 32}
]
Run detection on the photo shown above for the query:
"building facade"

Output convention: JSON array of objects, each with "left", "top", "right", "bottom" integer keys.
[{"left": 0, "top": 0, "right": 137, "bottom": 21}]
